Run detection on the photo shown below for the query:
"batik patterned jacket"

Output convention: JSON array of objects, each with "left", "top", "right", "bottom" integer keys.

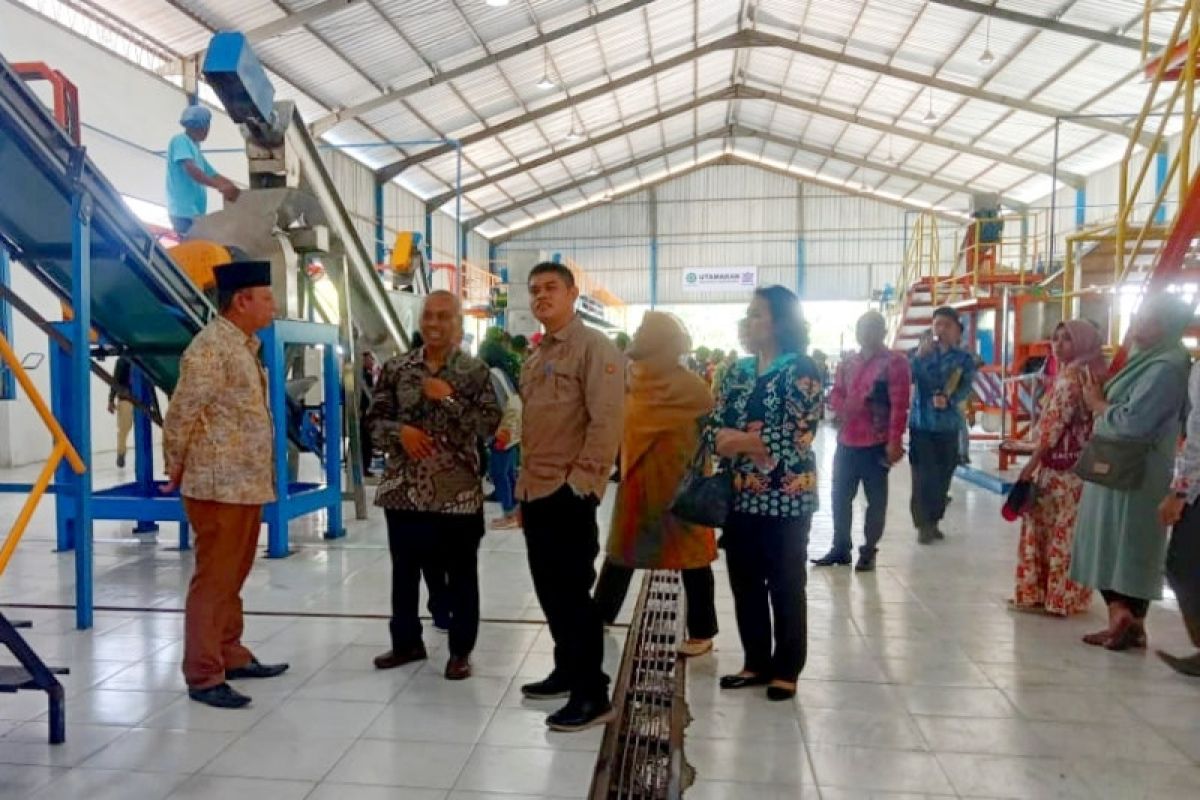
[{"left": 705, "top": 353, "right": 824, "bottom": 518}]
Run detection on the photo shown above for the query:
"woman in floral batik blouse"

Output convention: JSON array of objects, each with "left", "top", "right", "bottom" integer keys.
[{"left": 706, "top": 285, "right": 823, "bottom": 701}]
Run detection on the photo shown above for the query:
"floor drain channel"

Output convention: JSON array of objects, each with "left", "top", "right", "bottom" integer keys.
[{"left": 590, "top": 570, "right": 693, "bottom": 799}]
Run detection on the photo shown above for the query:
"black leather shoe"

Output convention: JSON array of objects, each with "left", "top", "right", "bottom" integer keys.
[
  {"left": 374, "top": 645, "right": 428, "bottom": 670},
  {"left": 932, "top": 527, "right": 946, "bottom": 540},
  {"left": 188, "top": 682, "right": 251, "bottom": 709},
  {"left": 812, "top": 552, "right": 852, "bottom": 567},
  {"left": 226, "top": 658, "right": 289, "bottom": 680},
  {"left": 917, "top": 526, "right": 936, "bottom": 545},
  {"left": 719, "top": 673, "right": 770, "bottom": 690},
  {"left": 521, "top": 675, "right": 572, "bottom": 700},
  {"left": 546, "top": 698, "right": 616, "bottom": 732},
  {"left": 855, "top": 554, "right": 876, "bottom": 572}
]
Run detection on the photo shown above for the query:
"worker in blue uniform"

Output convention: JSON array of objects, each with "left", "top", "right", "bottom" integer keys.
[{"left": 166, "top": 105, "right": 240, "bottom": 235}]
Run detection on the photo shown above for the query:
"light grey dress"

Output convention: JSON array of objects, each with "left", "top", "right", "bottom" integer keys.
[{"left": 1069, "top": 357, "right": 1189, "bottom": 600}]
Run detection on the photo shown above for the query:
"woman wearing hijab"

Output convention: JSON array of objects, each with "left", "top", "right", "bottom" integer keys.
[
  {"left": 1010, "top": 320, "right": 1107, "bottom": 616},
  {"left": 602, "top": 312, "right": 719, "bottom": 656},
  {"left": 1071, "top": 293, "right": 1192, "bottom": 650}
]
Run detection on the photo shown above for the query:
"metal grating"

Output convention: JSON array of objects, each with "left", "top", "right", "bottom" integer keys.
[{"left": 590, "top": 570, "right": 692, "bottom": 800}]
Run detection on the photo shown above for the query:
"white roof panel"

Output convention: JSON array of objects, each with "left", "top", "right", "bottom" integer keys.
[{"left": 80, "top": 0, "right": 1174, "bottom": 233}]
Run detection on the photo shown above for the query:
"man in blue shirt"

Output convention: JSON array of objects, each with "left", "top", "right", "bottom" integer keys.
[
  {"left": 908, "top": 306, "right": 977, "bottom": 544},
  {"left": 166, "top": 105, "right": 239, "bottom": 235}
]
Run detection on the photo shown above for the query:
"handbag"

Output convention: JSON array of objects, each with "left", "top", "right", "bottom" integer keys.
[
  {"left": 1073, "top": 434, "right": 1153, "bottom": 490},
  {"left": 669, "top": 445, "right": 734, "bottom": 528}
]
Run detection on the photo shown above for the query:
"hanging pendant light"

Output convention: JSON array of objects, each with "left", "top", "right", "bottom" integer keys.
[
  {"left": 923, "top": 88, "right": 938, "bottom": 124},
  {"left": 885, "top": 135, "right": 897, "bottom": 165},
  {"left": 536, "top": 48, "right": 556, "bottom": 90},
  {"left": 978, "top": 16, "right": 995, "bottom": 65}
]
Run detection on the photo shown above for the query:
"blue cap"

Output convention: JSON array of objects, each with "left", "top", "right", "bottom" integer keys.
[{"left": 180, "top": 105, "right": 212, "bottom": 129}]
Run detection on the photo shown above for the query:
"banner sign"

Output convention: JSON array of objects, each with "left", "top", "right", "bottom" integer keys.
[{"left": 681, "top": 266, "right": 757, "bottom": 292}]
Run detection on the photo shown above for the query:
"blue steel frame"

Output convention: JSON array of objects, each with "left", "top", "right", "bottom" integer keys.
[
  {"left": 260, "top": 319, "right": 345, "bottom": 558},
  {"left": 41, "top": 193, "right": 96, "bottom": 629},
  {"left": 0, "top": 248, "right": 14, "bottom": 400},
  {"left": 47, "top": 318, "right": 344, "bottom": 625}
]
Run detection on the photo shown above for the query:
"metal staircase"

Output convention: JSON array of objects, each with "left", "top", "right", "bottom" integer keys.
[{"left": 1069, "top": 0, "right": 1200, "bottom": 371}]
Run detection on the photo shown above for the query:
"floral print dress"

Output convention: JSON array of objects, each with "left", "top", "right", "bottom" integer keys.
[
  {"left": 706, "top": 354, "right": 824, "bottom": 518},
  {"left": 1013, "top": 365, "right": 1094, "bottom": 616}
]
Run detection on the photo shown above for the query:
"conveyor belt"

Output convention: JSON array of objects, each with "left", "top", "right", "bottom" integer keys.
[{"left": 0, "top": 51, "right": 210, "bottom": 394}]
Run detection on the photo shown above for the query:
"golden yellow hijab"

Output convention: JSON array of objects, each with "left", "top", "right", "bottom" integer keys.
[{"left": 622, "top": 312, "right": 714, "bottom": 475}]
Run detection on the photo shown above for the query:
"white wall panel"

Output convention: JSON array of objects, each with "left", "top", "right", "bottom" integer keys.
[{"left": 500, "top": 164, "right": 915, "bottom": 306}]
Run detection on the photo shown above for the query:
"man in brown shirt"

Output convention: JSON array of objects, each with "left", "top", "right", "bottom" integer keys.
[
  {"left": 367, "top": 291, "right": 500, "bottom": 680},
  {"left": 518, "top": 262, "right": 624, "bottom": 732},
  {"left": 164, "top": 261, "right": 289, "bottom": 709}
]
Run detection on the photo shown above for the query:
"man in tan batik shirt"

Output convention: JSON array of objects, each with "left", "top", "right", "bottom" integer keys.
[{"left": 164, "top": 260, "right": 289, "bottom": 709}]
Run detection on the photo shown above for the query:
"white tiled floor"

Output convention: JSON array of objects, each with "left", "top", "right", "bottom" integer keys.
[{"left": 1, "top": 429, "right": 1199, "bottom": 798}]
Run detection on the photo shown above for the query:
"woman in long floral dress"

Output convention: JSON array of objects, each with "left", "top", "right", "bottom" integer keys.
[{"left": 1010, "top": 319, "right": 1107, "bottom": 616}]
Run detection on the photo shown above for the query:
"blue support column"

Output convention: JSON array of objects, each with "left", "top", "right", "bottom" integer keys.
[
  {"left": 49, "top": 328, "right": 73, "bottom": 554},
  {"left": 1075, "top": 188, "right": 1086, "bottom": 229},
  {"left": 0, "top": 248, "right": 13, "bottom": 400},
  {"left": 129, "top": 368, "right": 161, "bottom": 537},
  {"left": 261, "top": 324, "right": 290, "bottom": 559},
  {"left": 424, "top": 205, "right": 434, "bottom": 263},
  {"left": 322, "top": 340, "right": 344, "bottom": 541},
  {"left": 796, "top": 238, "right": 807, "bottom": 297},
  {"left": 69, "top": 191, "right": 94, "bottom": 630},
  {"left": 1156, "top": 150, "right": 1169, "bottom": 224},
  {"left": 374, "top": 182, "right": 386, "bottom": 264}
]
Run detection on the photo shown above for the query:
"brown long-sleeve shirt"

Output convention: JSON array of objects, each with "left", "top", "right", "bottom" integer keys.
[{"left": 517, "top": 316, "right": 624, "bottom": 502}]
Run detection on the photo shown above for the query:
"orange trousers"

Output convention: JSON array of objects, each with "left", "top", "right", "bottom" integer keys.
[{"left": 182, "top": 498, "right": 263, "bottom": 689}]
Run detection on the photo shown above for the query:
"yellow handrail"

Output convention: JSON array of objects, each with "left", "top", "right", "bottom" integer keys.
[
  {"left": 1115, "top": 0, "right": 1200, "bottom": 312},
  {"left": 0, "top": 331, "right": 85, "bottom": 577}
]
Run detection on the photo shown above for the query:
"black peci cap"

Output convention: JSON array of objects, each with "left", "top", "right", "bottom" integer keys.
[{"left": 214, "top": 261, "right": 271, "bottom": 293}]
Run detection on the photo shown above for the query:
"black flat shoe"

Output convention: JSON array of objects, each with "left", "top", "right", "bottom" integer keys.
[
  {"left": 188, "top": 682, "right": 251, "bottom": 709},
  {"left": 766, "top": 684, "right": 796, "bottom": 702},
  {"left": 855, "top": 555, "right": 876, "bottom": 572},
  {"left": 812, "top": 553, "right": 852, "bottom": 567},
  {"left": 719, "top": 673, "right": 770, "bottom": 690},
  {"left": 1158, "top": 650, "right": 1200, "bottom": 677},
  {"left": 226, "top": 658, "right": 289, "bottom": 680}
]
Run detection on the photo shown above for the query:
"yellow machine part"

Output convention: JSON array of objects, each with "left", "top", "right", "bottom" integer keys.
[
  {"left": 390, "top": 231, "right": 414, "bottom": 273},
  {"left": 167, "top": 239, "right": 233, "bottom": 290}
]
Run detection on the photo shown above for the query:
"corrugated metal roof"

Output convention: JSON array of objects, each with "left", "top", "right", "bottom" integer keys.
[{"left": 85, "top": 0, "right": 1182, "bottom": 237}]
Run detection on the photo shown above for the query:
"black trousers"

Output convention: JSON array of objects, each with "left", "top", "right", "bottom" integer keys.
[
  {"left": 831, "top": 443, "right": 890, "bottom": 558},
  {"left": 385, "top": 509, "right": 483, "bottom": 658},
  {"left": 1167, "top": 499, "right": 1200, "bottom": 647},
  {"left": 909, "top": 430, "right": 960, "bottom": 531},
  {"left": 723, "top": 511, "right": 810, "bottom": 683},
  {"left": 522, "top": 485, "right": 609, "bottom": 701},
  {"left": 593, "top": 560, "right": 719, "bottom": 640},
  {"left": 1101, "top": 589, "right": 1151, "bottom": 620}
]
